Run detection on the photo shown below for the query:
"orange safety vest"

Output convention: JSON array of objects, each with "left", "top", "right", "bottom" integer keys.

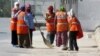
[
  {"left": 17, "top": 11, "right": 28, "bottom": 34},
  {"left": 69, "top": 17, "right": 79, "bottom": 31},
  {"left": 56, "top": 11, "right": 68, "bottom": 32},
  {"left": 46, "top": 12, "right": 55, "bottom": 32},
  {"left": 69, "top": 17, "right": 83, "bottom": 39},
  {"left": 10, "top": 8, "right": 18, "bottom": 31}
]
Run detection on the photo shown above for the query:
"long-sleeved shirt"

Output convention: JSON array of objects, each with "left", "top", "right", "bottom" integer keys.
[
  {"left": 24, "top": 13, "right": 34, "bottom": 29},
  {"left": 11, "top": 8, "right": 19, "bottom": 18}
]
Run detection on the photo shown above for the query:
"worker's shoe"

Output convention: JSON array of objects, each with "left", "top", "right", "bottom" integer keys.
[
  {"left": 62, "top": 47, "right": 68, "bottom": 50},
  {"left": 13, "top": 45, "right": 19, "bottom": 48},
  {"left": 19, "top": 46, "right": 24, "bottom": 48},
  {"left": 75, "top": 48, "right": 79, "bottom": 51}
]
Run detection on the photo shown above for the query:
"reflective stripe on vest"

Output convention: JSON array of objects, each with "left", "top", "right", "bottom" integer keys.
[
  {"left": 57, "top": 23, "right": 67, "bottom": 25},
  {"left": 56, "top": 15, "right": 66, "bottom": 19},
  {"left": 56, "top": 11, "right": 68, "bottom": 32}
]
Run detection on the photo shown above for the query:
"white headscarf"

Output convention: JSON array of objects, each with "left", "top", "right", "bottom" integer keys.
[
  {"left": 70, "top": 9, "right": 73, "bottom": 16},
  {"left": 67, "top": 11, "right": 71, "bottom": 17},
  {"left": 67, "top": 8, "right": 74, "bottom": 17},
  {"left": 14, "top": 2, "right": 19, "bottom": 9},
  {"left": 67, "top": 8, "right": 74, "bottom": 21}
]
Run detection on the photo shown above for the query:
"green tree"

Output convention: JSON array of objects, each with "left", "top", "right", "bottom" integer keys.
[{"left": 0, "top": 0, "right": 11, "bottom": 17}]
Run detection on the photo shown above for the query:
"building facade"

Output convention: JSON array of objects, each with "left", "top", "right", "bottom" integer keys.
[
  {"left": 78, "top": 0, "right": 100, "bottom": 31},
  {"left": 13, "top": 0, "right": 100, "bottom": 31}
]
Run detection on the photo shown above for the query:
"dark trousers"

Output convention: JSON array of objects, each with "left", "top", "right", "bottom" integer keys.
[
  {"left": 69, "top": 31, "right": 79, "bottom": 50},
  {"left": 11, "top": 31, "right": 18, "bottom": 45},
  {"left": 47, "top": 31, "right": 55, "bottom": 44},
  {"left": 29, "top": 29, "right": 33, "bottom": 46},
  {"left": 18, "top": 34, "right": 31, "bottom": 48}
]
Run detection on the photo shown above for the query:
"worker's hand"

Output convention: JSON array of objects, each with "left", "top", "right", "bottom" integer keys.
[{"left": 48, "top": 16, "right": 52, "bottom": 19}]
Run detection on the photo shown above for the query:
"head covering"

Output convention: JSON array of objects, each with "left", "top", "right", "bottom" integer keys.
[
  {"left": 25, "top": 3, "right": 31, "bottom": 12},
  {"left": 20, "top": 5, "right": 25, "bottom": 11},
  {"left": 67, "top": 8, "right": 75, "bottom": 17},
  {"left": 25, "top": 3, "right": 31, "bottom": 8},
  {"left": 60, "top": 6, "right": 65, "bottom": 11},
  {"left": 70, "top": 9, "right": 73, "bottom": 16},
  {"left": 48, "top": 5, "right": 53, "bottom": 10},
  {"left": 67, "top": 11, "right": 71, "bottom": 16},
  {"left": 14, "top": 1, "right": 19, "bottom": 9}
]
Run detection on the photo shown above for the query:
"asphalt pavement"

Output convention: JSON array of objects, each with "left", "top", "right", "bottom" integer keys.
[{"left": 0, "top": 18, "right": 100, "bottom": 56}]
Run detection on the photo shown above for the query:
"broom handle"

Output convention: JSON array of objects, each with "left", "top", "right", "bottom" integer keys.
[{"left": 34, "top": 17, "right": 44, "bottom": 36}]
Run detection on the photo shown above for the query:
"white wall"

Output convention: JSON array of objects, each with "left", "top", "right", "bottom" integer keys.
[
  {"left": 18, "top": 0, "right": 55, "bottom": 15},
  {"left": 15, "top": 0, "right": 100, "bottom": 31},
  {"left": 42, "top": 1, "right": 55, "bottom": 16},
  {"left": 78, "top": 0, "right": 100, "bottom": 31}
]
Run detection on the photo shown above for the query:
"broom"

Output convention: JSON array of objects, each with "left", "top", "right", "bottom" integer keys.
[{"left": 34, "top": 17, "right": 53, "bottom": 48}]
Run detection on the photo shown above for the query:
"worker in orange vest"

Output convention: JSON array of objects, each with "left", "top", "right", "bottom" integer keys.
[
  {"left": 45, "top": 5, "right": 55, "bottom": 44},
  {"left": 10, "top": 1, "right": 20, "bottom": 47},
  {"left": 68, "top": 9, "right": 83, "bottom": 51},
  {"left": 55, "top": 6, "right": 68, "bottom": 50},
  {"left": 17, "top": 5, "right": 31, "bottom": 48}
]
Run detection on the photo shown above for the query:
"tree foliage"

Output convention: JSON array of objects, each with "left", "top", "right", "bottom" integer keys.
[{"left": 0, "top": 0, "right": 11, "bottom": 17}]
